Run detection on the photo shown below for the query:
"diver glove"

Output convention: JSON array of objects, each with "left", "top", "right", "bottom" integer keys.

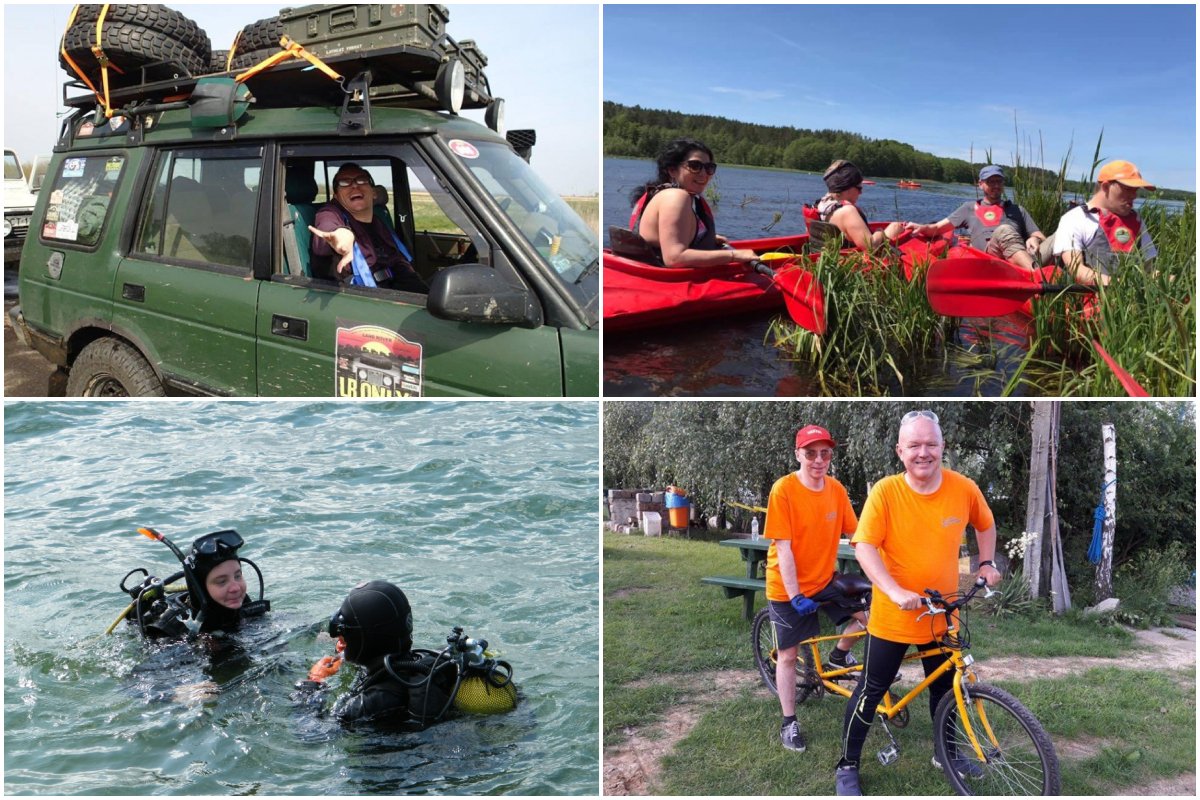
[
  {"left": 308, "top": 655, "right": 343, "bottom": 682},
  {"left": 790, "top": 593, "right": 818, "bottom": 616}
]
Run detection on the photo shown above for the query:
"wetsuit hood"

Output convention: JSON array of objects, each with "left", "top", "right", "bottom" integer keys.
[{"left": 332, "top": 580, "right": 414, "bottom": 665}]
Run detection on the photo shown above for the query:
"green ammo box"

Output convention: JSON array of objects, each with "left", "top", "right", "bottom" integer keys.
[{"left": 278, "top": 4, "right": 450, "bottom": 59}]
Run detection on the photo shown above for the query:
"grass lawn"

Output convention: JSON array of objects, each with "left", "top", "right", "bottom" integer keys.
[{"left": 604, "top": 532, "right": 1196, "bottom": 795}]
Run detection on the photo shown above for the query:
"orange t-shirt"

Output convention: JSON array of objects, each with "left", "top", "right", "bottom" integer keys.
[
  {"left": 852, "top": 469, "right": 994, "bottom": 644},
  {"left": 764, "top": 473, "right": 857, "bottom": 601}
]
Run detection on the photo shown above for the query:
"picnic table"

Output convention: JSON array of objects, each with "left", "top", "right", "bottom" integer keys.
[{"left": 701, "top": 537, "right": 859, "bottom": 621}]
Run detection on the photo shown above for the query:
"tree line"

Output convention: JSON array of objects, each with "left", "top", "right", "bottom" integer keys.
[
  {"left": 604, "top": 102, "right": 1194, "bottom": 200},
  {"left": 604, "top": 401, "right": 1195, "bottom": 604}
]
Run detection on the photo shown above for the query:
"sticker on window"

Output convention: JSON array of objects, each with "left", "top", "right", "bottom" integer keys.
[
  {"left": 448, "top": 139, "right": 480, "bottom": 159},
  {"left": 61, "top": 158, "right": 86, "bottom": 178},
  {"left": 334, "top": 322, "right": 423, "bottom": 398}
]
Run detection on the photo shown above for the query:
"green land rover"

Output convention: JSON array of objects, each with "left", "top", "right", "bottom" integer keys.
[{"left": 10, "top": 11, "right": 598, "bottom": 397}]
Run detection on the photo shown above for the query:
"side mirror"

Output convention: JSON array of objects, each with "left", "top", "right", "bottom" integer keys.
[
  {"left": 506, "top": 129, "right": 536, "bottom": 163},
  {"left": 427, "top": 264, "right": 542, "bottom": 328}
]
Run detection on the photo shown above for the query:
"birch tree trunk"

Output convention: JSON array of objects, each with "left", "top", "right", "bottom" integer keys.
[
  {"left": 1023, "top": 403, "right": 1052, "bottom": 598},
  {"left": 1094, "top": 423, "right": 1117, "bottom": 601}
]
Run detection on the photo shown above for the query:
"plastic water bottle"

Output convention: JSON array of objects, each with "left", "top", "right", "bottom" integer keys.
[{"left": 751, "top": 517, "right": 760, "bottom": 540}]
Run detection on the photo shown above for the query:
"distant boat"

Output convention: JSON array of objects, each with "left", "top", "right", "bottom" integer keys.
[
  {"left": 862, "top": 179, "right": 876, "bottom": 185},
  {"left": 897, "top": 180, "right": 922, "bottom": 189}
]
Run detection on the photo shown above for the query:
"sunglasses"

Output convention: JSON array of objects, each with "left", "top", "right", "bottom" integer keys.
[
  {"left": 335, "top": 176, "right": 373, "bottom": 188},
  {"left": 682, "top": 159, "right": 718, "bottom": 176},
  {"left": 901, "top": 410, "right": 939, "bottom": 425},
  {"left": 800, "top": 448, "right": 835, "bottom": 461}
]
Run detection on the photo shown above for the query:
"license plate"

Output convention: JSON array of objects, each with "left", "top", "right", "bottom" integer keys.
[{"left": 8, "top": 216, "right": 30, "bottom": 229}]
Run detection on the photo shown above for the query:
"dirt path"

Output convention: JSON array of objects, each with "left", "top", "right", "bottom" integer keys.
[{"left": 603, "top": 627, "right": 1196, "bottom": 796}]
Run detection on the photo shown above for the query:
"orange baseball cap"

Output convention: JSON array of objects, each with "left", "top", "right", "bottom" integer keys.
[
  {"left": 795, "top": 424, "right": 836, "bottom": 449},
  {"left": 1097, "top": 160, "right": 1156, "bottom": 190}
]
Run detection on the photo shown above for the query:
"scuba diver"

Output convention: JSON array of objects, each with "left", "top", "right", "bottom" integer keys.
[
  {"left": 296, "top": 580, "right": 518, "bottom": 728},
  {"left": 109, "top": 527, "right": 270, "bottom": 639}
]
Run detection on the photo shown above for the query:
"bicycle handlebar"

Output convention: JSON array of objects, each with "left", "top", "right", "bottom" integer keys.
[{"left": 915, "top": 577, "right": 993, "bottom": 621}]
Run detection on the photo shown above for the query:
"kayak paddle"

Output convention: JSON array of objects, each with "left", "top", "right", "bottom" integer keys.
[
  {"left": 925, "top": 257, "right": 1094, "bottom": 317},
  {"left": 752, "top": 260, "right": 826, "bottom": 335},
  {"left": 1092, "top": 340, "right": 1150, "bottom": 397}
]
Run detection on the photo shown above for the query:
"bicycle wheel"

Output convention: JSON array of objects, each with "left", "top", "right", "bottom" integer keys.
[
  {"left": 933, "top": 682, "right": 1060, "bottom": 796},
  {"left": 750, "top": 607, "right": 821, "bottom": 701}
]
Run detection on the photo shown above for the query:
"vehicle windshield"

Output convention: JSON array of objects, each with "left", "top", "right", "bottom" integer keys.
[
  {"left": 5, "top": 151, "right": 24, "bottom": 181},
  {"left": 452, "top": 139, "right": 598, "bottom": 321}
]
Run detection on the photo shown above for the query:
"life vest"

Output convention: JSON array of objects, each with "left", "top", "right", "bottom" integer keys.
[
  {"left": 629, "top": 187, "right": 720, "bottom": 252},
  {"left": 973, "top": 200, "right": 1030, "bottom": 241},
  {"left": 814, "top": 195, "right": 870, "bottom": 228},
  {"left": 1084, "top": 208, "right": 1144, "bottom": 274}
]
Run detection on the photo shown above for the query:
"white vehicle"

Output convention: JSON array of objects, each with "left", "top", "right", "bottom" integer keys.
[{"left": 5, "top": 149, "right": 41, "bottom": 265}]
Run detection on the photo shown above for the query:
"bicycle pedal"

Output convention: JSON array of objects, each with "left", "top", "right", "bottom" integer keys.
[{"left": 877, "top": 744, "right": 899, "bottom": 766}]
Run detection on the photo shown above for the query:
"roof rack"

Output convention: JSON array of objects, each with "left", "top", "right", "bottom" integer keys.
[{"left": 64, "top": 40, "right": 493, "bottom": 115}]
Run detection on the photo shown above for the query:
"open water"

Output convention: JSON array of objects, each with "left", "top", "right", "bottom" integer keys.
[
  {"left": 4, "top": 401, "right": 599, "bottom": 795},
  {"left": 603, "top": 157, "right": 1182, "bottom": 397}
]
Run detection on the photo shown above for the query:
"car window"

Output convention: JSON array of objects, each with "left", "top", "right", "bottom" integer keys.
[
  {"left": 134, "top": 149, "right": 260, "bottom": 269},
  {"left": 41, "top": 154, "right": 126, "bottom": 247},
  {"left": 5, "top": 152, "right": 23, "bottom": 181}
]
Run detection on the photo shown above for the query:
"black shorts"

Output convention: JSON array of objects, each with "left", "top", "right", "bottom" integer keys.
[{"left": 768, "top": 575, "right": 864, "bottom": 651}]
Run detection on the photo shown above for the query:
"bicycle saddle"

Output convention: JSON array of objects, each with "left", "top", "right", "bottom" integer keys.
[{"left": 831, "top": 573, "right": 872, "bottom": 598}]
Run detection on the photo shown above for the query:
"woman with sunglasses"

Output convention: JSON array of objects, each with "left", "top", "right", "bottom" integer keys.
[
  {"left": 308, "top": 162, "right": 427, "bottom": 292},
  {"left": 814, "top": 160, "right": 907, "bottom": 252},
  {"left": 628, "top": 138, "right": 758, "bottom": 267}
]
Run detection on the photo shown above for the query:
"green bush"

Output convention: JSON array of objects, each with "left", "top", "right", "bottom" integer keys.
[{"left": 1112, "top": 540, "right": 1192, "bottom": 627}]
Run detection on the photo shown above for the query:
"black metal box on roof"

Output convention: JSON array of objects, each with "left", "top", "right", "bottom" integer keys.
[{"left": 278, "top": 4, "right": 450, "bottom": 59}]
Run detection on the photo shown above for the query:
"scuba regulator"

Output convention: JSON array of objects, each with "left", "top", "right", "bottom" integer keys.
[{"left": 110, "top": 527, "right": 270, "bottom": 639}]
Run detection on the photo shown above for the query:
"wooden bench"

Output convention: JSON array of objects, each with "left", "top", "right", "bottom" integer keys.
[{"left": 701, "top": 575, "right": 765, "bottom": 621}]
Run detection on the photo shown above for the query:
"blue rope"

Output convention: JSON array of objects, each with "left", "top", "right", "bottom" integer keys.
[{"left": 1087, "top": 479, "right": 1116, "bottom": 564}]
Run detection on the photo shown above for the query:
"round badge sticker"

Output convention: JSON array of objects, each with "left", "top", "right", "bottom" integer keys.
[
  {"left": 448, "top": 139, "right": 479, "bottom": 159},
  {"left": 983, "top": 210, "right": 997, "bottom": 222},
  {"left": 1114, "top": 227, "right": 1132, "bottom": 244}
]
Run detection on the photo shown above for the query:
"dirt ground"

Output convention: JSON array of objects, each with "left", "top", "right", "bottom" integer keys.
[
  {"left": 4, "top": 295, "right": 58, "bottom": 397},
  {"left": 603, "top": 626, "right": 1197, "bottom": 796}
]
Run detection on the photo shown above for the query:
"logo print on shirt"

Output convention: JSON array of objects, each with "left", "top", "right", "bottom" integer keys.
[
  {"left": 825, "top": 511, "right": 837, "bottom": 521},
  {"left": 942, "top": 516, "right": 962, "bottom": 527}
]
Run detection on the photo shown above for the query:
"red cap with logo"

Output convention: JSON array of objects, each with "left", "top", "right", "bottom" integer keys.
[
  {"left": 1097, "top": 160, "right": 1156, "bottom": 191},
  {"left": 795, "top": 424, "right": 836, "bottom": 449}
]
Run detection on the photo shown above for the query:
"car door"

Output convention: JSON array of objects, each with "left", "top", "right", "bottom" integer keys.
[
  {"left": 256, "top": 141, "right": 565, "bottom": 397},
  {"left": 115, "top": 146, "right": 262, "bottom": 395}
]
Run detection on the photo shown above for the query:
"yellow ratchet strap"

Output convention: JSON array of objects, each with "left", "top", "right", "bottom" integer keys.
[
  {"left": 726, "top": 500, "right": 767, "bottom": 514},
  {"left": 235, "top": 35, "right": 343, "bottom": 85}
]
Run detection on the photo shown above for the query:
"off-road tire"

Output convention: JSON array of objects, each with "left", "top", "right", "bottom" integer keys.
[
  {"left": 933, "top": 682, "right": 1060, "bottom": 795},
  {"left": 61, "top": 21, "right": 208, "bottom": 88},
  {"left": 206, "top": 49, "right": 231, "bottom": 75},
  {"left": 67, "top": 338, "right": 165, "bottom": 397},
  {"left": 229, "top": 16, "right": 285, "bottom": 69},
  {"left": 68, "top": 5, "right": 210, "bottom": 54}
]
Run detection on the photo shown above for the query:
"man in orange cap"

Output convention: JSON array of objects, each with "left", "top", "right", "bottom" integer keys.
[
  {"left": 763, "top": 423, "right": 864, "bottom": 754},
  {"left": 1052, "top": 160, "right": 1158, "bottom": 286}
]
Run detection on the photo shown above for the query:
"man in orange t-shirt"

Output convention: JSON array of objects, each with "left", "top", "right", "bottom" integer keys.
[
  {"left": 834, "top": 411, "right": 1001, "bottom": 796},
  {"left": 764, "top": 424, "right": 863, "bottom": 754}
]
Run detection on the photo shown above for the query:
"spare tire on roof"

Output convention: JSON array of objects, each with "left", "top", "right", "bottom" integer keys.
[
  {"left": 60, "top": 4, "right": 211, "bottom": 90},
  {"left": 206, "top": 49, "right": 232, "bottom": 75},
  {"left": 234, "top": 16, "right": 285, "bottom": 53}
]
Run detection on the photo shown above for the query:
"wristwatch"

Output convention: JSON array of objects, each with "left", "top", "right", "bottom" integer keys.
[{"left": 978, "top": 560, "right": 995, "bottom": 569}]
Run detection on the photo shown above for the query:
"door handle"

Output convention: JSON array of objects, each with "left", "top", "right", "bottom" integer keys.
[{"left": 271, "top": 314, "right": 308, "bottom": 341}]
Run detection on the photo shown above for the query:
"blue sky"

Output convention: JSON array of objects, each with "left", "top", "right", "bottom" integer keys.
[
  {"left": 2, "top": 3, "right": 599, "bottom": 194},
  {"left": 605, "top": 4, "right": 1196, "bottom": 192}
]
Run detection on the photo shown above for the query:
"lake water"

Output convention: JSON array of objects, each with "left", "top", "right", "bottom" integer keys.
[
  {"left": 4, "top": 401, "right": 599, "bottom": 795},
  {"left": 603, "top": 157, "right": 1181, "bottom": 397}
]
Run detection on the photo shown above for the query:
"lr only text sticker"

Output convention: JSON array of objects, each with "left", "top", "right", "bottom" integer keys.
[{"left": 334, "top": 321, "right": 423, "bottom": 398}]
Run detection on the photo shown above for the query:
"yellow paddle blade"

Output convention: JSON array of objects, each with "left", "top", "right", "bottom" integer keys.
[
  {"left": 137, "top": 527, "right": 162, "bottom": 541},
  {"left": 758, "top": 251, "right": 796, "bottom": 262}
]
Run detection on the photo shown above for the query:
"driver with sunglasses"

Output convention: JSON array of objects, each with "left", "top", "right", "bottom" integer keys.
[
  {"left": 309, "top": 163, "right": 428, "bottom": 293},
  {"left": 763, "top": 424, "right": 865, "bottom": 755}
]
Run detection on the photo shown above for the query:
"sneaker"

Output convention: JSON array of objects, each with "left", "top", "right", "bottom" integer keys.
[
  {"left": 827, "top": 648, "right": 859, "bottom": 669},
  {"left": 780, "top": 719, "right": 807, "bottom": 753},
  {"left": 932, "top": 753, "right": 985, "bottom": 779},
  {"left": 835, "top": 764, "right": 862, "bottom": 795}
]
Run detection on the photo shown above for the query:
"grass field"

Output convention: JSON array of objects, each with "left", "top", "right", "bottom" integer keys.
[
  {"left": 605, "top": 532, "right": 1196, "bottom": 795},
  {"left": 409, "top": 193, "right": 599, "bottom": 235}
]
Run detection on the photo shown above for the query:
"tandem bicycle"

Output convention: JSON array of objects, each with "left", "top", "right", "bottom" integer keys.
[{"left": 752, "top": 577, "right": 1061, "bottom": 795}]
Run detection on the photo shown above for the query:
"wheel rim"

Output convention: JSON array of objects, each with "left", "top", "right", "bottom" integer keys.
[
  {"left": 941, "top": 694, "right": 1051, "bottom": 794},
  {"left": 84, "top": 374, "right": 130, "bottom": 397}
]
